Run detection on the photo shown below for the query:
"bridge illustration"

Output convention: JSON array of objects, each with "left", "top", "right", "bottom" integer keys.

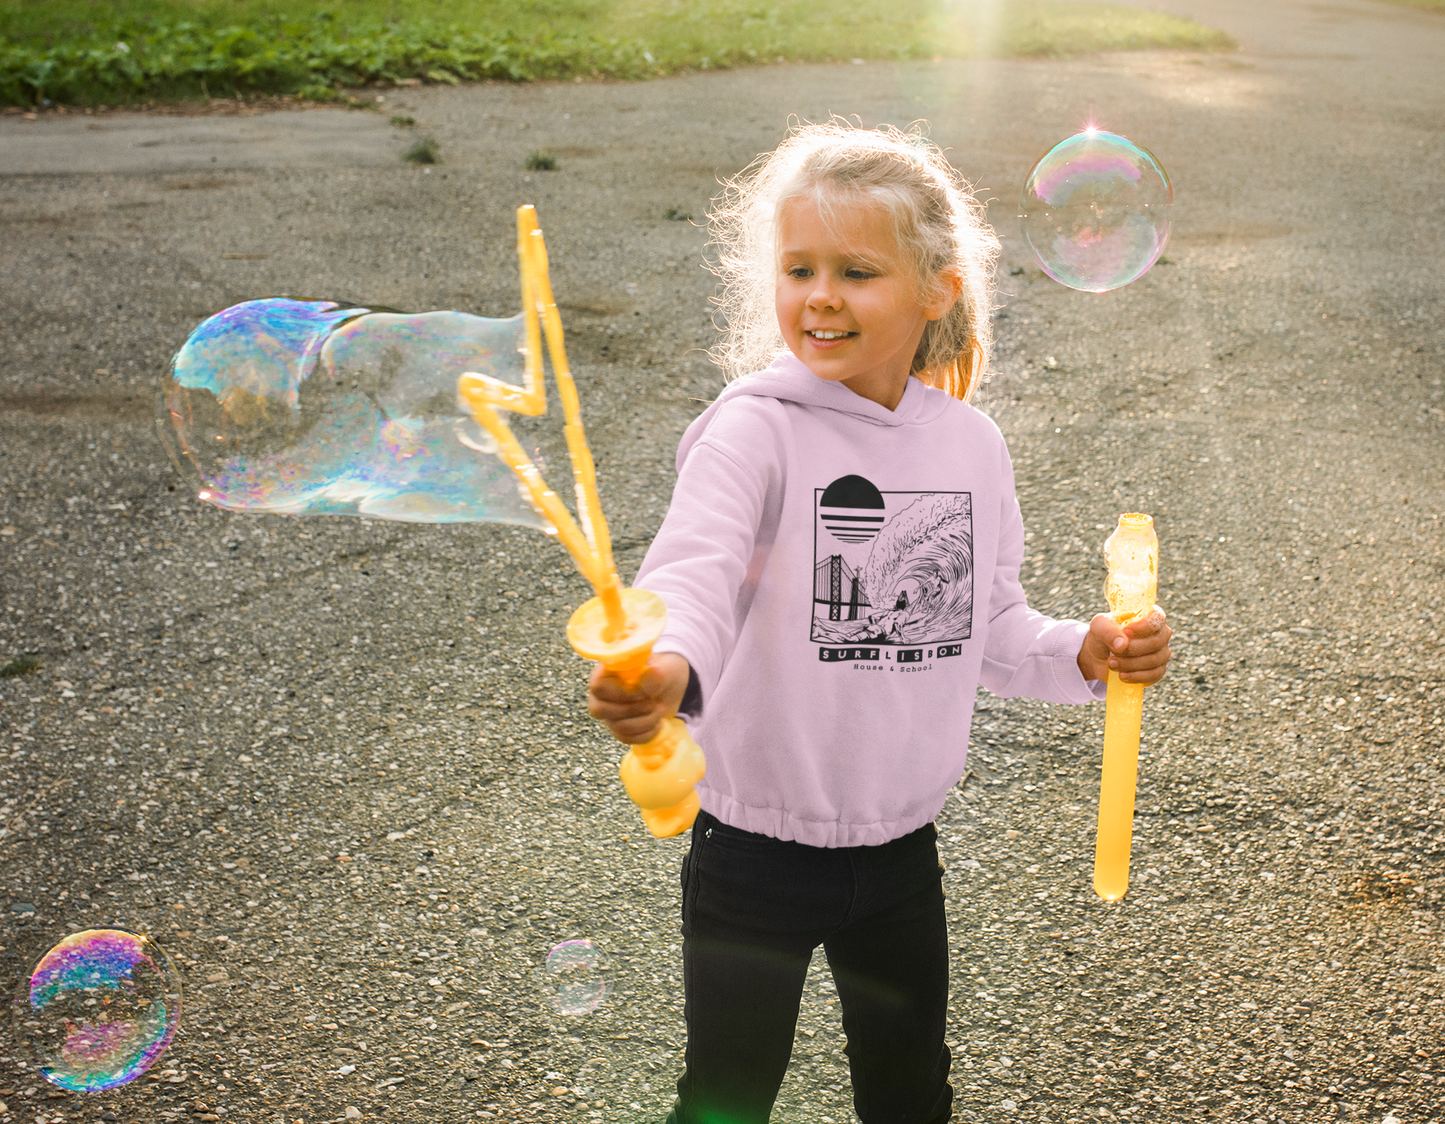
[{"left": 814, "top": 554, "right": 871, "bottom": 621}]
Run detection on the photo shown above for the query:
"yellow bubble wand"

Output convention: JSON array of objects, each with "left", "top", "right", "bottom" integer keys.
[
  {"left": 456, "top": 205, "right": 706, "bottom": 839},
  {"left": 1093, "top": 512, "right": 1158, "bottom": 901}
]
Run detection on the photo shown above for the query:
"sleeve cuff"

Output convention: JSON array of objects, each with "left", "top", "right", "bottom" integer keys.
[
  {"left": 653, "top": 638, "right": 706, "bottom": 719},
  {"left": 1054, "top": 619, "right": 1107, "bottom": 703},
  {"left": 678, "top": 664, "right": 703, "bottom": 720}
]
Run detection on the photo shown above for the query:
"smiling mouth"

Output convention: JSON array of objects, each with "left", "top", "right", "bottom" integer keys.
[{"left": 806, "top": 329, "right": 855, "bottom": 340}]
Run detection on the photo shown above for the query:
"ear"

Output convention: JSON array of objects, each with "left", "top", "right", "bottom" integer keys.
[{"left": 924, "top": 268, "right": 964, "bottom": 321}]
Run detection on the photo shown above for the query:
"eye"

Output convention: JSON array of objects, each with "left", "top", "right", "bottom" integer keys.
[
  {"left": 844, "top": 266, "right": 876, "bottom": 281},
  {"left": 786, "top": 265, "right": 813, "bottom": 280}
]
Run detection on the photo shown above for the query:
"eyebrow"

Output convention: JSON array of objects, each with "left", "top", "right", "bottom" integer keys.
[{"left": 777, "top": 248, "right": 892, "bottom": 271}]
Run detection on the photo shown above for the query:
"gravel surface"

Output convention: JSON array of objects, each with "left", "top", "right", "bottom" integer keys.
[{"left": 1, "top": 0, "right": 1443, "bottom": 1120}]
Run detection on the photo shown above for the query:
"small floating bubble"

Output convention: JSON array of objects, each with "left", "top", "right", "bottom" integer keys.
[
  {"left": 544, "top": 939, "right": 609, "bottom": 1015},
  {"left": 13, "top": 929, "right": 181, "bottom": 1091}
]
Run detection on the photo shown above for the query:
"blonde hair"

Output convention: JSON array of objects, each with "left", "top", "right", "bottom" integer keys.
[{"left": 708, "top": 120, "right": 1000, "bottom": 401}]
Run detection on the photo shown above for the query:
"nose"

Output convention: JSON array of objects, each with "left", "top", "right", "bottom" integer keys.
[{"left": 806, "top": 276, "right": 842, "bottom": 311}]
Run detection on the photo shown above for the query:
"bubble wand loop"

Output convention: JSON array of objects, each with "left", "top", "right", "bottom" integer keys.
[
  {"left": 457, "top": 205, "right": 706, "bottom": 839},
  {"left": 1093, "top": 513, "right": 1158, "bottom": 902}
]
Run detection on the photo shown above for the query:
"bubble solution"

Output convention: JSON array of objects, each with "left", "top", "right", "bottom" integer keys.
[
  {"left": 1019, "top": 129, "right": 1173, "bottom": 293},
  {"left": 13, "top": 930, "right": 181, "bottom": 1092},
  {"left": 544, "top": 939, "right": 610, "bottom": 1016}
]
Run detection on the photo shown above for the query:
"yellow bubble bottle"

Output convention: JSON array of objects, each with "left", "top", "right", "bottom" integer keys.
[
  {"left": 567, "top": 590, "right": 706, "bottom": 839},
  {"left": 1093, "top": 513, "right": 1158, "bottom": 902}
]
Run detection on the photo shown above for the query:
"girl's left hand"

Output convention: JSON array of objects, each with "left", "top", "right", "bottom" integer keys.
[{"left": 1077, "top": 607, "right": 1172, "bottom": 685}]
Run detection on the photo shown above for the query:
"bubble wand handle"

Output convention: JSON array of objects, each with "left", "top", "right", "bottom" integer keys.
[
  {"left": 1093, "top": 513, "right": 1158, "bottom": 902},
  {"left": 567, "top": 591, "right": 706, "bottom": 839},
  {"left": 456, "top": 205, "right": 705, "bottom": 839}
]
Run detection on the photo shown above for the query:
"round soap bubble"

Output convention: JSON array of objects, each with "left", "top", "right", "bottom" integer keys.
[
  {"left": 13, "top": 929, "right": 181, "bottom": 1091},
  {"left": 544, "top": 939, "right": 610, "bottom": 1016},
  {"left": 1019, "top": 128, "right": 1173, "bottom": 293},
  {"left": 158, "top": 297, "right": 550, "bottom": 528}
]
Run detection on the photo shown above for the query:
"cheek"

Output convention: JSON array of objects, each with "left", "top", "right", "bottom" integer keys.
[{"left": 775, "top": 285, "right": 799, "bottom": 330}]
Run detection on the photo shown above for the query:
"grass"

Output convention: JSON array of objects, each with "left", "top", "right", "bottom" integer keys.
[
  {"left": 401, "top": 134, "right": 439, "bottom": 163},
  {"left": 525, "top": 148, "right": 558, "bottom": 170},
  {"left": 0, "top": 655, "right": 41, "bottom": 677},
  {"left": 0, "top": 0, "right": 1237, "bottom": 107}
]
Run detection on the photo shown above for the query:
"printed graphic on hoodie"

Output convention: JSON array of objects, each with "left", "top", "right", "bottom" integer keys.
[{"left": 811, "top": 474, "right": 973, "bottom": 647}]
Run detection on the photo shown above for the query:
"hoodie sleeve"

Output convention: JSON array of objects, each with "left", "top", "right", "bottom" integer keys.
[
  {"left": 978, "top": 441, "right": 1106, "bottom": 705},
  {"left": 633, "top": 398, "right": 786, "bottom": 711}
]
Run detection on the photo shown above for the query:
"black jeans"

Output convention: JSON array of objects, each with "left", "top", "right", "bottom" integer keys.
[{"left": 667, "top": 811, "right": 952, "bottom": 1124}]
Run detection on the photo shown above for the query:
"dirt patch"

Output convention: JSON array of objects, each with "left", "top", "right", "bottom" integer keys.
[{"left": 0, "top": 387, "right": 156, "bottom": 420}]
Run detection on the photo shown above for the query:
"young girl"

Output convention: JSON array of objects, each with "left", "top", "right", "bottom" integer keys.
[{"left": 589, "top": 122, "right": 1171, "bottom": 1124}]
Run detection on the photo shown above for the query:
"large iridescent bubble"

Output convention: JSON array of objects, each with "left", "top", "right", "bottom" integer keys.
[
  {"left": 158, "top": 298, "right": 549, "bottom": 527},
  {"left": 1019, "top": 129, "right": 1173, "bottom": 293},
  {"left": 13, "top": 930, "right": 181, "bottom": 1092}
]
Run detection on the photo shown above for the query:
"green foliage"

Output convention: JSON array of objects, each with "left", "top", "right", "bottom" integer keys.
[
  {"left": 989, "top": 1, "right": 1237, "bottom": 56},
  {"left": 0, "top": 16, "right": 655, "bottom": 106},
  {"left": 402, "top": 135, "right": 440, "bottom": 163},
  {"left": 0, "top": 0, "right": 1236, "bottom": 107},
  {"left": 0, "top": 655, "right": 41, "bottom": 677},
  {"left": 0, "top": 0, "right": 609, "bottom": 47},
  {"left": 524, "top": 148, "right": 557, "bottom": 170},
  {"left": 602, "top": 0, "right": 938, "bottom": 68},
  {"left": 919, "top": 0, "right": 1234, "bottom": 57},
  {"left": 389, "top": 113, "right": 415, "bottom": 126}
]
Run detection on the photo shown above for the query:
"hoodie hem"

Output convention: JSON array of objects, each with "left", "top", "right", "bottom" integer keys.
[{"left": 699, "top": 787, "right": 945, "bottom": 849}]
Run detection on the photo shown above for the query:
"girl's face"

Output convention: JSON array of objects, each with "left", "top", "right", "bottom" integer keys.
[{"left": 775, "top": 195, "right": 954, "bottom": 410}]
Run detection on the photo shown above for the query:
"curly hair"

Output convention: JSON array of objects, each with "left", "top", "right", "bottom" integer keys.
[{"left": 707, "top": 120, "right": 1000, "bottom": 401}]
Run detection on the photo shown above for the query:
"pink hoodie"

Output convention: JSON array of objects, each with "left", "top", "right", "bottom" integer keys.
[{"left": 636, "top": 355, "right": 1105, "bottom": 847}]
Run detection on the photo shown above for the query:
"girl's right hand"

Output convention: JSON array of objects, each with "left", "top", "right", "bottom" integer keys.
[{"left": 587, "top": 652, "right": 692, "bottom": 745}]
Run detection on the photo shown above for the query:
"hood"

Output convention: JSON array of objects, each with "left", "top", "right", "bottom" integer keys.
[{"left": 677, "top": 354, "right": 955, "bottom": 469}]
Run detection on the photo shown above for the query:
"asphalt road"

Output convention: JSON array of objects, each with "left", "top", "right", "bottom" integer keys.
[{"left": 1, "top": 0, "right": 1443, "bottom": 1120}]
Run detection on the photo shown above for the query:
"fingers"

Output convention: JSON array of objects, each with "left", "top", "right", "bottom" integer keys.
[
  {"left": 1111, "top": 647, "right": 1171, "bottom": 683},
  {"left": 1113, "top": 608, "right": 1172, "bottom": 683},
  {"left": 1122, "top": 606, "right": 1168, "bottom": 638},
  {"left": 1095, "top": 617, "right": 1128, "bottom": 653},
  {"left": 1081, "top": 609, "right": 1176, "bottom": 685},
  {"left": 1118, "top": 627, "right": 1170, "bottom": 657},
  {"left": 637, "top": 663, "right": 673, "bottom": 699},
  {"left": 603, "top": 709, "right": 668, "bottom": 744},
  {"left": 586, "top": 669, "right": 652, "bottom": 718},
  {"left": 586, "top": 658, "right": 688, "bottom": 745},
  {"left": 584, "top": 685, "right": 651, "bottom": 722},
  {"left": 588, "top": 664, "right": 647, "bottom": 706},
  {"left": 585, "top": 683, "right": 665, "bottom": 743}
]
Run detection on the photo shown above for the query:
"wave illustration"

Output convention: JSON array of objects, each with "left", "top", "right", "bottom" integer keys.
[
  {"left": 862, "top": 493, "right": 973, "bottom": 643},
  {"left": 811, "top": 493, "right": 973, "bottom": 646}
]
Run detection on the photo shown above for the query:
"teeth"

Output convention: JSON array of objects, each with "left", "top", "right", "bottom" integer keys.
[{"left": 811, "top": 330, "right": 849, "bottom": 339}]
